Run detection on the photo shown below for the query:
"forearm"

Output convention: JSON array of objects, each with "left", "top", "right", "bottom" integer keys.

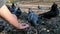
[{"left": 0, "top": 5, "right": 19, "bottom": 29}]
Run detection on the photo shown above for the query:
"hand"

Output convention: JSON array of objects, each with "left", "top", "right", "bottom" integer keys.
[{"left": 19, "top": 23, "right": 29, "bottom": 29}]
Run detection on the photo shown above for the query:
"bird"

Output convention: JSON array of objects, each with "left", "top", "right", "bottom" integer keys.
[
  {"left": 38, "top": 2, "right": 59, "bottom": 19},
  {"left": 7, "top": 3, "right": 16, "bottom": 13},
  {"left": 15, "top": 7, "right": 22, "bottom": 18},
  {"left": 27, "top": 8, "right": 38, "bottom": 28},
  {"left": 7, "top": 3, "right": 22, "bottom": 18},
  {"left": 38, "top": 5, "right": 41, "bottom": 9}
]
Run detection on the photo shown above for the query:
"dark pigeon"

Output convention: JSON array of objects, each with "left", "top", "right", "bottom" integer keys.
[
  {"left": 38, "top": 2, "right": 59, "bottom": 19},
  {"left": 7, "top": 3, "right": 22, "bottom": 18},
  {"left": 27, "top": 8, "right": 38, "bottom": 28}
]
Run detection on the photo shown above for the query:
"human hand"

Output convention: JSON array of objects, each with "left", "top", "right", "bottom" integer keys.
[{"left": 18, "top": 23, "right": 29, "bottom": 29}]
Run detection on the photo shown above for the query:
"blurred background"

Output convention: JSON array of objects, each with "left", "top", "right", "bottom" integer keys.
[{"left": 6, "top": 0, "right": 60, "bottom": 14}]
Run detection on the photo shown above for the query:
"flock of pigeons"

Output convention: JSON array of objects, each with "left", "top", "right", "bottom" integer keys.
[{"left": 6, "top": 2, "right": 59, "bottom": 29}]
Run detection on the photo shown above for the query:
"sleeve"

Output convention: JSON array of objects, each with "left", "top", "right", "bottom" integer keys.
[{"left": 0, "top": 0, "right": 6, "bottom": 8}]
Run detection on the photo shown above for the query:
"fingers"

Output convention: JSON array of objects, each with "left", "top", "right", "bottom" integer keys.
[
  {"left": 22, "top": 24, "right": 29, "bottom": 28},
  {"left": 22, "top": 23, "right": 29, "bottom": 27},
  {"left": 19, "top": 23, "right": 29, "bottom": 29}
]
